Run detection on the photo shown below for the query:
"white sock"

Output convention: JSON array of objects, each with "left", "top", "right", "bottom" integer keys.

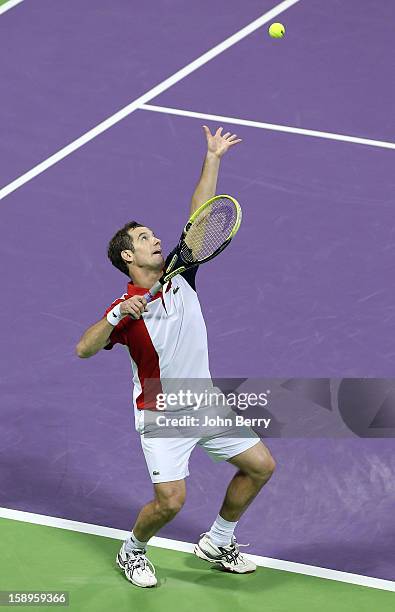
[
  {"left": 207, "top": 514, "right": 238, "bottom": 547},
  {"left": 124, "top": 530, "right": 148, "bottom": 553}
]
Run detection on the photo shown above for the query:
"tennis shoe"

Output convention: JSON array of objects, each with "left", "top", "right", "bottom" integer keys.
[
  {"left": 116, "top": 542, "right": 157, "bottom": 587},
  {"left": 194, "top": 533, "right": 256, "bottom": 573}
]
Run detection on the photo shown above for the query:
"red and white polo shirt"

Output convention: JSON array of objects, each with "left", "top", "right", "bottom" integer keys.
[{"left": 102, "top": 268, "right": 211, "bottom": 423}]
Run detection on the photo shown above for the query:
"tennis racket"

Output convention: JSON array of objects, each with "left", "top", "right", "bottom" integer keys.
[{"left": 143, "top": 194, "right": 242, "bottom": 303}]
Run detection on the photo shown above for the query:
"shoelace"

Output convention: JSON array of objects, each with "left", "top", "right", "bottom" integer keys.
[
  {"left": 199, "top": 533, "right": 250, "bottom": 548},
  {"left": 221, "top": 546, "right": 240, "bottom": 564},
  {"left": 199, "top": 533, "right": 250, "bottom": 564},
  {"left": 126, "top": 549, "right": 156, "bottom": 575},
  {"left": 224, "top": 539, "right": 252, "bottom": 565}
]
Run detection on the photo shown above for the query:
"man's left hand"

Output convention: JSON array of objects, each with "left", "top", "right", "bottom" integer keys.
[{"left": 203, "top": 126, "right": 242, "bottom": 159}]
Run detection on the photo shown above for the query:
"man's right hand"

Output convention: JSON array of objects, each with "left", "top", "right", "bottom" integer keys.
[{"left": 120, "top": 295, "right": 148, "bottom": 320}]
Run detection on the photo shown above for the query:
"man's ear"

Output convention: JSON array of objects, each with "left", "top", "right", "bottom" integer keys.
[{"left": 121, "top": 249, "right": 134, "bottom": 265}]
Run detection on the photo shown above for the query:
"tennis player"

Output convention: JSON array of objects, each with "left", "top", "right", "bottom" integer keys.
[{"left": 76, "top": 126, "right": 276, "bottom": 588}]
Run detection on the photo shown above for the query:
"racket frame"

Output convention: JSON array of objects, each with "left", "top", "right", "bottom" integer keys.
[{"left": 143, "top": 194, "right": 242, "bottom": 303}]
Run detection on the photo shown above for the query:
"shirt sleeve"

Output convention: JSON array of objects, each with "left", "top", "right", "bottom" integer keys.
[
  {"left": 102, "top": 299, "right": 128, "bottom": 350},
  {"left": 166, "top": 247, "right": 199, "bottom": 291}
]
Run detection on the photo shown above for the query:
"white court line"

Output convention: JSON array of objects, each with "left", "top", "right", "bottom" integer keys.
[
  {"left": 1, "top": 507, "right": 394, "bottom": 592},
  {"left": 0, "top": 0, "right": 301, "bottom": 200},
  {"left": 140, "top": 104, "right": 395, "bottom": 150},
  {"left": 0, "top": 0, "right": 24, "bottom": 15}
]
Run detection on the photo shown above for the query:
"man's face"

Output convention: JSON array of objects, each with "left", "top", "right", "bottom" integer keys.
[{"left": 124, "top": 226, "right": 164, "bottom": 271}]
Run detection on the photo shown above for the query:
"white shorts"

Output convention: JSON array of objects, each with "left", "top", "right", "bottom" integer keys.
[{"left": 140, "top": 429, "right": 261, "bottom": 484}]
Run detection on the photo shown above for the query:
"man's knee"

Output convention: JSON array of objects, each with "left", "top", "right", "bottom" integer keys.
[
  {"left": 245, "top": 452, "right": 275, "bottom": 482},
  {"left": 154, "top": 482, "right": 186, "bottom": 519},
  {"left": 261, "top": 454, "right": 276, "bottom": 480},
  {"left": 156, "top": 496, "right": 185, "bottom": 520},
  {"left": 232, "top": 444, "right": 276, "bottom": 483}
]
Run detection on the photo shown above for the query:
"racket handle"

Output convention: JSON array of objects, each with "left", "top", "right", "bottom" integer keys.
[{"left": 143, "top": 280, "right": 163, "bottom": 304}]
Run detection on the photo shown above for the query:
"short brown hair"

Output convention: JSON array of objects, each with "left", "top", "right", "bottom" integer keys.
[{"left": 107, "top": 221, "right": 144, "bottom": 277}]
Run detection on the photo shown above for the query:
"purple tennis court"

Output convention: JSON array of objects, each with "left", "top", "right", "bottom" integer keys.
[{"left": 1, "top": 0, "right": 394, "bottom": 603}]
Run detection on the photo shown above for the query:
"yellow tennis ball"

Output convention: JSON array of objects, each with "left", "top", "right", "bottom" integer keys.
[{"left": 268, "top": 22, "right": 285, "bottom": 38}]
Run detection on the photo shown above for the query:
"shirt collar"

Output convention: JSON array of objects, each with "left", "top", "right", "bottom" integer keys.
[{"left": 127, "top": 279, "right": 172, "bottom": 297}]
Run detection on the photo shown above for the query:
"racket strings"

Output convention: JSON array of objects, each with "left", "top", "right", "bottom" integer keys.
[{"left": 183, "top": 197, "right": 238, "bottom": 262}]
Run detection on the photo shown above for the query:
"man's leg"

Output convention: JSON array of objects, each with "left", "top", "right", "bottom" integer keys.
[
  {"left": 117, "top": 479, "right": 186, "bottom": 587},
  {"left": 129, "top": 433, "right": 194, "bottom": 546},
  {"left": 131, "top": 479, "right": 186, "bottom": 543},
  {"left": 194, "top": 441, "right": 275, "bottom": 573},
  {"left": 219, "top": 441, "right": 275, "bottom": 522}
]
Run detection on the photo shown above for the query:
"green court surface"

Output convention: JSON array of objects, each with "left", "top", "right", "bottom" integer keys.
[
  {"left": 0, "top": 0, "right": 12, "bottom": 7},
  {"left": 1, "top": 518, "right": 394, "bottom": 611}
]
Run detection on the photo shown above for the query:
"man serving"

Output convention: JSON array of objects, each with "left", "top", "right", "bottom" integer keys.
[{"left": 76, "top": 126, "right": 276, "bottom": 588}]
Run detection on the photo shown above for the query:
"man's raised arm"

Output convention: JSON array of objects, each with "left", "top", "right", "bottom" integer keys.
[{"left": 189, "top": 126, "right": 242, "bottom": 216}]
